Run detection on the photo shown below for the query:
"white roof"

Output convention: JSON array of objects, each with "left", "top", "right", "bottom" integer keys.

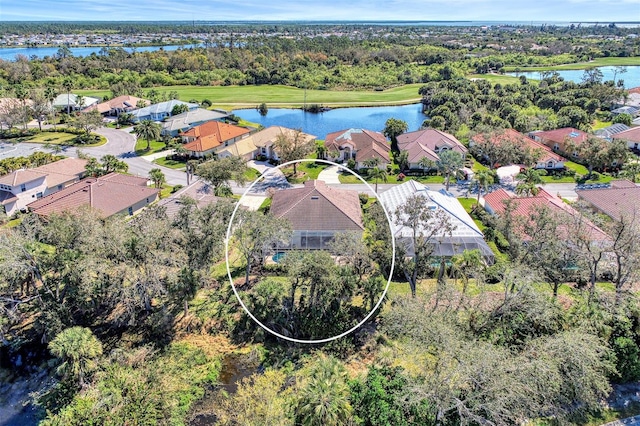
[
  {"left": 379, "top": 180, "right": 483, "bottom": 239},
  {"left": 52, "top": 94, "right": 100, "bottom": 108},
  {"left": 131, "top": 100, "right": 199, "bottom": 119},
  {"left": 161, "top": 108, "right": 229, "bottom": 132}
]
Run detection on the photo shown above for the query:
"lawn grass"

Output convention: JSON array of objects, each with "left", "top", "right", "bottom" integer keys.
[
  {"left": 243, "top": 167, "right": 261, "bottom": 182},
  {"left": 281, "top": 161, "right": 329, "bottom": 183},
  {"left": 592, "top": 119, "right": 613, "bottom": 130},
  {"left": 135, "top": 138, "right": 167, "bottom": 155},
  {"left": 27, "top": 131, "right": 77, "bottom": 145},
  {"left": 338, "top": 171, "right": 444, "bottom": 184},
  {"left": 159, "top": 183, "right": 174, "bottom": 199},
  {"left": 467, "top": 73, "right": 527, "bottom": 85},
  {"left": 78, "top": 83, "right": 426, "bottom": 109},
  {"left": 153, "top": 157, "right": 186, "bottom": 169},
  {"left": 503, "top": 56, "right": 640, "bottom": 72}
]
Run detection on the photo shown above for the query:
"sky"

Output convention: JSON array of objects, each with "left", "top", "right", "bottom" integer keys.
[{"left": 0, "top": 0, "right": 638, "bottom": 22}]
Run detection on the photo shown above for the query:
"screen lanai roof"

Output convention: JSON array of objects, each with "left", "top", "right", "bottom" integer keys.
[{"left": 379, "top": 180, "right": 494, "bottom": 259}]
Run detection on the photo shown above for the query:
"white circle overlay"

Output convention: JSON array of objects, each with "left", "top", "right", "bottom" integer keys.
[{"left": 224, "top": 158, "right": 396, "bottom": 344}]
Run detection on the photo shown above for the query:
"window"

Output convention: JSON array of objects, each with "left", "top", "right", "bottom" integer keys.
[
  {"left": 553, "top": 143, "right": 560, "bottom": 151},
  {"left": 572, "top": 151, "right": 578, "bottom": 158},
  {"left": 547, "top": 161, "right": 554, "bottom": 168},
  {"left": 57, "top": 185, "right": 63, "bottom": 191},
  {"left": 128, "top": 207, "right": 133, "bottom": 215},
  {"left": 146, "top": 198, "right": 149, "bottom": 203},
  {"left": 36, "top": 192, "right": 43, "bottom": 199},
  {"left": 20, "top": 184, "right": 26, "bottom": 192}
]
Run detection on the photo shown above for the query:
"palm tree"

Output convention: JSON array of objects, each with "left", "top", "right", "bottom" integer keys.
[
  {"left": 418, "top": 156, "right": 434, "bottom": 176},
  {"left": 48, "top": 326, "right": 103, "bottom": 387},
  {"left": 451, "top": 249, "right": 485, "bottom": 303},
  {"left": 315, "top": 144, "right": 327, "bottom": 160},
  {"left": 62, "top": 77, "right": 74, "bottom": 115},
  {"left": 133, "top": 120, "right": 162, "bottom": 152},
  {"left": 13, "top": 84, "right": 29, "bottom": 130},
  {"left": 620, "top": 160, "right": 640, "bottom": 183},
  {"left": 473, "top": 169, "right": 495, "bottom": 207},
  {"left": 294, "top": 356, "right": 352, "bottom": 426},
  {"left": 436, "top": 150, "right": 464, "bottom": 190},
  {"left": 101, "top": 154, "right": 128, "bottom": 173},
  {"left": 44, "top": 85, "right": 58, "bottom": 129},
  {"left": 368, "top": 166, "right": 388, "bottom": 193},
  {"left": 362, "top": 157, "right": 381, "bottom": 170},
  {"left": 515, "top": 181, "right": 540, "bottom": 197},
  {"left": 515, "top": 168, "right": 546, "bottom": 196},
  {"left": 149, "top": 168, "right": 166, "bottom": 189}
]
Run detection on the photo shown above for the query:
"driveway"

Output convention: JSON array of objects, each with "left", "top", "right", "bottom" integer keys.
[{"left": 245, "top": 160, "right": 291, "bottom": 194}]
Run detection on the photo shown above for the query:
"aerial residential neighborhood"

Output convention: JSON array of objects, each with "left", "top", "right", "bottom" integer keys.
[{"left": 1, "top": 14, "right": 640, "bottom": 426}]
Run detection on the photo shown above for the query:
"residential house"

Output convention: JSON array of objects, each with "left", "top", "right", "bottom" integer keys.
[
  {"left": 324, "top": 128, "right": 390, "bottom": 170},
  {"left": 157, "top": 180, "right": 220, "bottom": 219},
  {"left": 161, "top": 108, "right": 230, "bottom": 137},
  {"left": 83, "top": 95, "right": 150, "bottom": 117},
  {"left": 611, "top": 105, "right": 640, "bottom": 117},
  {"left": 484, "top": 187, "right": 610, "bottom": 242},
  {"left": 250, "top": 126, "right": 317, "bottom": 161},
  {"left": 270, "top": 180, "right": 364, "bottom": 250},
  {"left": 576, "top": 180, "right": 640, "bottom": 221},
  {"left": 529, "top": 127, "right": 589, "bottom": 158},
  {"left": 28, "top": 173, "right": 159, "bottom": 218},
  {"left": 0, "top": 158, "right": 87, "bottom": 216},
  {"left": 471, "top": 128, "right": 566, "bottom": 170},
  {"left": 182, "top": 120, "right": 251, "bottom": 158},
  {"left": 595, "top": 123, "right": 631, "bottom": 140},
  {"left": 612, "top": 126, "right": 640, "bottom": 153},
  {"left": 52, "top": 94, "right": 100, "bottom": 111},
  {"left": 379, "top": 180, "right": 494, "bottom": 261},
  {"left": 130, "top": 100, "right": 199, "bottom": 122},
  {"left": 614, "top": 92, "right": 640, "bottom": 110},
  {"left": 397, "top": 128, "right": 467, "bottom": 171}
]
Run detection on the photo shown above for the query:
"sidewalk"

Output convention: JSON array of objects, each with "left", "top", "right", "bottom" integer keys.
[{"left": 140, "top": 149, "right": 174, "bottom": 162}]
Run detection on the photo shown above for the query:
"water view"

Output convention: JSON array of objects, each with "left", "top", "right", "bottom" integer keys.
[
  {"left": 0, "top": 44, "right": 200, "bottom": 61},
  {"left": 507, "top": 66, "right": 640, "bottom": 88},
  {"left": 233, "top": 103, "right": 427, "bottom": 140}
]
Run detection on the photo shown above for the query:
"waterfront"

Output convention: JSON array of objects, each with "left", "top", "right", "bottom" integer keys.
[
  {"left": 508, "top": 65, "right": 640, "bottom": 88},
  {"left": 0, "top": 44, "right": 200, "bottom": 60},
  {"left": 233, "top": 103, "right": 427, "bottom": 140}
]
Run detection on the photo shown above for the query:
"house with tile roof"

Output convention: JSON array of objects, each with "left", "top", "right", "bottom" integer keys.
[
  {"left": 397, "top": 128, "right": 467, "bottom": 170},
  {"left": 612, "top": 126, "right": 640, "bottom": 153},
  {"left": 378, "top": 180, "right": 494, "bottom": 260},
  {"left": 0, "top": 158, "right": 87, "bottom": 216},
  {"left": 181, "top": 120, "right": 252, "bottom": 158},
  {"left": 595, "top": 123, "right": 631, "bottom": 140},
  {"left": 270, "top": 180, "right": 364, "bottom": 250},
  {"left": 324, "top": 128, "right": 390, "bottom": 170},
  {"left": 529, "top": 127, "right": 589, "bottom": 158},
  {"left": 250, "top": 126, "right": 317, "bottom": 161},
  {"left": 576, "top": 180, "right": 640, "bottom": 221},
  {"left": 83, "top": 95, "right": 150, "bottom": 117},
  {"left": 52, "top": 94, "right": 100, "bottom": 111},
  {"left": 161, "top": 108, "right": 230, "bottom": 137},
  {"left": 471, "top": 128, "right": 566, "bottom": 170},
  {"left": 130, "top": 100, "right": 199, "bottom": 122},
  {"left": 157, "top": 181, "right": 220, "bottom": 219},
  {"left": 28, "top": 172, "right": 159, "bottom": 218},
  {"left": 484, "top": 187, "right": 610, "bottom": 243}
]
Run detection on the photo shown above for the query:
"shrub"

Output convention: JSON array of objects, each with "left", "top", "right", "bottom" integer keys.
[
  {"left": 398, "top": 173, "right": 406, "bottom": 181},
  {"left": 347, "top": 158, "right": 357, "bottom": 171},
  {"left": 358, "top": 193, "right": 369, "bottom": 205},
  {"left": 170, "top": 185, "right": 183, "bottom": 194}
]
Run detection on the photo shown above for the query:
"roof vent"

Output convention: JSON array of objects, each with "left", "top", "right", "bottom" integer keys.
[
  {"left": 569, "top": 131, "right": 580, "bottom": 137},
  {"left": 311, "top": 196, "right": 319, "bottom": 200}
]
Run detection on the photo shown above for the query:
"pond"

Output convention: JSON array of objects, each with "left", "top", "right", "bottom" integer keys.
[
  {"left": 233, "top": 103, "right": 427, "bottom": 140},
  {"left": 506, "top": 66, "right": 640, "bottom": 88}
]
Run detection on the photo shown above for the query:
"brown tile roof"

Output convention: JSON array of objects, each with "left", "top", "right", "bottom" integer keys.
[
  {"left": 533, "top": 127, "right": 589, "bottom": 146},
  {"left": 472, "top": 129, "right": 565, "bottom": 164},
  {"left": 576, "top": 180, "right": 640, "bottom": 220},
  {"left": 398, "top": 129, "right": 467, "bottom": 156},
  {"left": 628, "top": 87, "right": 640, "bottom": 95},
  {"left": 250, "top": 126, "right": 316, "bottom": 148},
  {"left": 183, "top": 121, "right": 251, "bottom": 153},
  {"left": 28, "top": 173, "right": 158, "bottom": 218},
  {"left": 612, "top": 126, "right": 640, "bottom": 143},
  {"left": 157, "top": 181, "right": 220, "bottom": 219},
  {"left": 484, "top": 187, "right": 610, "bottom": 241},
  {"left": 270, "top": 180, "right": 364, "bottom": 231},
  {"left": 0, "top": 169, "right": 46, "bottom": 186},
  {"left": 84, "top": 95, "right": 150, "bottom": 114},
  {"left": 325, "top": 128, "right": 390, "bottom": 164}
]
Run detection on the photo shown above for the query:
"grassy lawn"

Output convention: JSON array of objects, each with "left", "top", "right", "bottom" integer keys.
[
  {"left": 592, "top": 119, "right": 613, "bottom": 130},
  {"left": 159, "top": 184, "right": 174, "bottom": 199},
  {"left": 503, "top": 56, "right": 640, "bottom": 72},
  {"left": 27, "top": 131, "right": 77, "bottom": 145},
  {"left": 135, "top": 138, "right": 167, "bottom": 155},
  {"left": 153, "top": 156, "right": 186, "bottom": 170},
  {"left": 467, "top": 73, "right": 527, "bottom": 85},
  {"left": 78, "top": 84, "right": 425, "bottom": 109},
  {"left": 243, "top": 167, "right": 261, "bottom": 182}
]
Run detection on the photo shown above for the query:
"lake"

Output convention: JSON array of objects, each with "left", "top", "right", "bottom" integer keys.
[
  {"left": 0, "top": 44, "right": 200, "bottom": 61},
  {"left": 507, "top": 66, "right": 640, "bottom": 88},
  {"left": 233, "top": 103, "right": 427, "bottom": 140}
]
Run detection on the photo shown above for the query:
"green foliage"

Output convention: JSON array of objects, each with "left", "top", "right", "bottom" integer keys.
[{"left": 49, "top": 327, "right": 103, "bottom": 387}]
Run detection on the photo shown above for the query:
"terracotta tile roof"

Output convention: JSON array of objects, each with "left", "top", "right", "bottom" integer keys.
[
  {"left": 628, "top": 87, "right": 640, "bottom": 95},
  {"left": 0, "top": 169, "right": 46, "bottom": 186},
  {"left": 84, "top": 95, "right": 150, "bottom": 114},
  {"left": 249, "top": 126, "right": 316, "bottom": 148},
  {"left": 270, "top": 180, "right": 364, "bottom": 231},
  {"left": 33, "top": 158, "right": 88, "bottom": 187},
  {"left": 472, "top": 128, "right": 565, "bottom": 164},
  {"left": 183, "top": 121, "right": 251, "bottom": 153},
  {"left": 484, "top": 188, "right": 610, "bottom": 241},
  {"left": 28, "top": 173, "right": 158, "bottom": 218},
  {"left": 613, "top": 126, "right": 640, "bottom": 143},
  {"left": 533, "top": 127, "right": 589, "bottom": 146},
  {"left": 397, "top": 129, "right": 467, "bottom": 156},
  {"left": 325, "top": 128, "right": 390, "bottom": 163},
  {"left": 576, "top": 180, "right": 640, "bottom": 220}
]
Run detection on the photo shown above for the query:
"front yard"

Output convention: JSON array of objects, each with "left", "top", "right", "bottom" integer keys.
[
  {"left": 338, "top": 170, "right": 445, "bottom": 184},
  {"left": 135, "top": 138, "right": 168, "bottom": 156}
]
